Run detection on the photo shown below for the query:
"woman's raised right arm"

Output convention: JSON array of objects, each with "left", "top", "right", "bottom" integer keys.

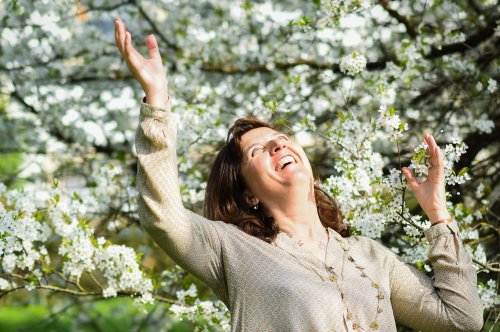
[{"left": 114, "top": 18, "right": 226, "bottom": 293}]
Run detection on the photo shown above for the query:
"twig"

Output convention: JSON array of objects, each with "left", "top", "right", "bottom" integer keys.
[
  {"left": 53, "top": 270, "right": 83, "bottom": 291},
  {"left": 472, "top": 259, "right": 500, "bottom": 273},
  {"left": 396, "top": 138, "right": 407, "bottom": 217},
  {"left": 0, "top": 285, "right": 30, "bottom": 298},
  {"left": 0, "top": 283, "right": 179, "bottom": 304},
  {"left": 397, "top": 212, "right": 424, "bottom": 231},
  {"left": 488, "top": 312, "right": 500, "bottom": 332},
  {"left": 87, "top": 271, "right": 104, "bottom": 291},
  {"left": 378, "top": 0, "right": 417, "bottom": 38}
]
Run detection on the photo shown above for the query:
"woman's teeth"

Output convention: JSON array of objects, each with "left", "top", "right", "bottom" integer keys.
[{"left": 276, "top": 155, "right": 295, "bottom": 171}]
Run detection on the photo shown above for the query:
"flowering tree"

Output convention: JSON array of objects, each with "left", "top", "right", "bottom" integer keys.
[{"left": 1, "top": 0, "right": 498, "bottom": 330}]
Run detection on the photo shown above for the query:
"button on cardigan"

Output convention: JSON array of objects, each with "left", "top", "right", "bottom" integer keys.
[{"left": 135, "top": 100, "right": 483, "bottom": 332}]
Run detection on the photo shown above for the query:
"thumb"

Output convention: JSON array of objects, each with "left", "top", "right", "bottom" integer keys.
[
  {"left": 402, "top": 167, "right": 419, "bottom": 192},
  {"left": 146, "top": 34, "right": 160, "bottom": 59}
]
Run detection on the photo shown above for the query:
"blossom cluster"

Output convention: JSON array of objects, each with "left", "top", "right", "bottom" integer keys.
[
  {"left": 340, "top": 52, "right": 368, "bottom": 76},
  {"left": 477, "top": 280, "right": 500, "bottom": 310},
  {"left": 0, "top": 185, "right": 51, "bottom": 282},
  {"left": 0, "top": 183, "right": 154, "bottom": 305},
  {"left": 319, "top": 0, "right": 374, "bottom": 26},
  {"left": 169, "top": 283, "right": 231, "bottom": 331},
  {"left": 376, "top": 105, "right": 408, "bottom": 138}
]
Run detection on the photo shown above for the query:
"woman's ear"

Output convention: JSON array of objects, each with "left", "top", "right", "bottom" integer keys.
[{"left": 244, "top": 190, "right": 259, "bottom": 207}]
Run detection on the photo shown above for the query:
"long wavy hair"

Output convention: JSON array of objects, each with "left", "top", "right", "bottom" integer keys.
[{"left": 204, "top": 117, "right": 348, "bottom": 243}]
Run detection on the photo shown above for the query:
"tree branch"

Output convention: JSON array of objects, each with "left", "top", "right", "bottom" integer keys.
[
  {"left": 427, "top": 18, "right": 498, "bottom": 58},
  {"left": 473, "top": 259, "right": 500, "bottom": 272},
  {"left": 378, "top": 0, "right": 417, "bottom": 38},
  {"left": 200, "top": 58, "right": 387, "bottom": 75},
  {"left": 134, "top": 1, "right": 181, "bottom": 53},
  {"left": 0, "top": 283, "right": 179, "bottom": 304}
]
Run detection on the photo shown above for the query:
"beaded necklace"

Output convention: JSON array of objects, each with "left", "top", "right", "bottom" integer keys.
[{"left": 283, "top": 230, "right": 384, "bottom": 331}]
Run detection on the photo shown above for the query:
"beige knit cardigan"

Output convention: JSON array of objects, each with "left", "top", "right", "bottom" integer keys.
[{"left": 135, "top": 101, "right": 483, "bottom": 332}]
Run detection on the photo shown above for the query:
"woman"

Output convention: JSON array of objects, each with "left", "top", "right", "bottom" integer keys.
[{"left": 114, "top": 18, "right": 483, "bottom": 331}]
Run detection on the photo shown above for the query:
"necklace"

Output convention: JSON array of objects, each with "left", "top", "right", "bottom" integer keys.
[
  {"left": 282, "top": 230, "right": 383, "bottom": 331},
  {"left": 330, "top": 236, "right": 383, "bottom": 331},
  {"left": 282, "top": 228, "right": 329, "bottom": 246},
  {"left": 283, "top": 229, "right": 329, "bottom": 257}
]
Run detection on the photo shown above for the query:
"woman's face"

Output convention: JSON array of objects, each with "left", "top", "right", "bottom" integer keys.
[{"left": 239, "top": 127, "right": 313, "bottom": 206}]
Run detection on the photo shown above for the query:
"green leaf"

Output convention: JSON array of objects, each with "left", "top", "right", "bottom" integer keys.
[
  {"left": 72, "top": 191, "right": 82, "bottom": 202},
  {"left": 0, "top": 232, "right": 9, "bottom": 244},
  {"left": 292, "top": 15, "right": 312, "bottom": 28},
  {"left": 33, "top": 210, "right": 45, "bottom": 222},
  {"left": 458, "top": 167, "right": 469, "bottom": 176},
  {"left": 388, "top": 105, "right": 396, "bottom": 116},
  {"left": 241, "top": 0, "right": 252, "bottom": 11},
  {"left": 266, "top": 100, "right": 278, "bottom": 111}
]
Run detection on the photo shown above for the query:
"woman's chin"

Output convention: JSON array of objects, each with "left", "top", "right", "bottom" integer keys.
[{"left": 278, "top": 166, "right": 311, "bottom": 184}]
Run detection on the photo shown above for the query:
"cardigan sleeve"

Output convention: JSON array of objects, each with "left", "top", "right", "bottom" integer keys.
[
  {"left": 389, "top": 221, "right": 484, "bottom": 332},
  {"left": 135, "top": 99, "right": 226, "bottom": 294}
]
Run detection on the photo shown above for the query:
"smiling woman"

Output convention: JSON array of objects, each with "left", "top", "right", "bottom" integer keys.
[
  {"left": 115, "top": 15, "right": 484, "bottom": 332},
  {"left": 204, "top": 117, "right": 346, "bottom": 244}
]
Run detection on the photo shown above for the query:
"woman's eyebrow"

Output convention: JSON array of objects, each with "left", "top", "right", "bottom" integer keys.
[{"left": 244, "top": 132, "right": 282, "bottom": 154}]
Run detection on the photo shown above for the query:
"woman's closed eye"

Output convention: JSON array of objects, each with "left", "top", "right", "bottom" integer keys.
[
  {"left": 278, "top": 135, "right": 289, "bottom": 141},
  {"left": 251, "top": 146, "right": 263, "bottom": 157}
]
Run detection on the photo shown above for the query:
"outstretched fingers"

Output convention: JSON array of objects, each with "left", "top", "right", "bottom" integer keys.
[
  {"left": 114, "top": 18, "right": 126, "bottom": 56},
  {"left": 402, "top": 167, "right": 420, "bottom": 192},
  {"left": 424, "top": 134, "right": 444, "bottom": 176},
  {"left": 124, "top": 31, "right": 142, "bottom": 70}
]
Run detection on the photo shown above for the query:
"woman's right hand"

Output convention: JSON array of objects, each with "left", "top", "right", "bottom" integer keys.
[{"left": 114, "top": 17, "right": 169, "bottom": 107}]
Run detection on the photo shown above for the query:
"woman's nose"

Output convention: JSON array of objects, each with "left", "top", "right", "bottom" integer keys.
[{"left": 270, "top": 139, "right": 286, "bottom": 154}]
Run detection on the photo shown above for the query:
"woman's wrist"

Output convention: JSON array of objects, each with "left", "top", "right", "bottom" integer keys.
[
  {"left": 427, "top": 209, "right": 452, "bottom": 225},
  {"left": 430, "top": 217, "right": 453, "bottom": 226},
  {"left": 145, "top": 90, "right": 169, "bottom": 108}
]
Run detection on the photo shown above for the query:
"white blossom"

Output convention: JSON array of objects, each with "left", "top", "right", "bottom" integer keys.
[
  {"left": 472, "top": 115, "right": 494, "bottom": 134},
  {"left": 478, "top": 280, "right": 500, "bottom": 310},
  {"left": 376, "top": 105, "right": 408, "bottom": 138},
  {"left": 486, "top": 79, "right": 497, "bottom": 93},
  {"left": 0, "top": 278, "right": 10, "bottom": 290},
  {"left": 103, "top": 287, "right": 117, "bottom": 298},
  {"left": 176, "top": 283, "right": 198, "bottom": 304},
  {"left": 25, "top": 283, "right": 37, "bottom": 291},
  {"left": 475, "top": 183, "right": 485, "bottom": 199},
  {"left": 94, "top": 244, "right": 153, "bottom": 299},
  {"left": 340, "top": 52, "right": 367, "bottom": 76}
]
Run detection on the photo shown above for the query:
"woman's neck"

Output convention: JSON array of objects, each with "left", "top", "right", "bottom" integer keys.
[{"left": 270, "top": 199, "right": 327, "bottom": 241}]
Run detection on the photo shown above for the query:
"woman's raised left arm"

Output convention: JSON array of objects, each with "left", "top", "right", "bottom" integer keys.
[{"left": 388, "top": 134, "right": 484, "bottom": 331}]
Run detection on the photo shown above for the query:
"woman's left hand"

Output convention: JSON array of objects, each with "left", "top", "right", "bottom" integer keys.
[{"left": 402, "top": 134, "right": 452, "bottom": 224}]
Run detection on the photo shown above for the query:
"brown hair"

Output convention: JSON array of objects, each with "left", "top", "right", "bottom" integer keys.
[{"left": 204, "top": 117, "right": 349, "bottom": 243}]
